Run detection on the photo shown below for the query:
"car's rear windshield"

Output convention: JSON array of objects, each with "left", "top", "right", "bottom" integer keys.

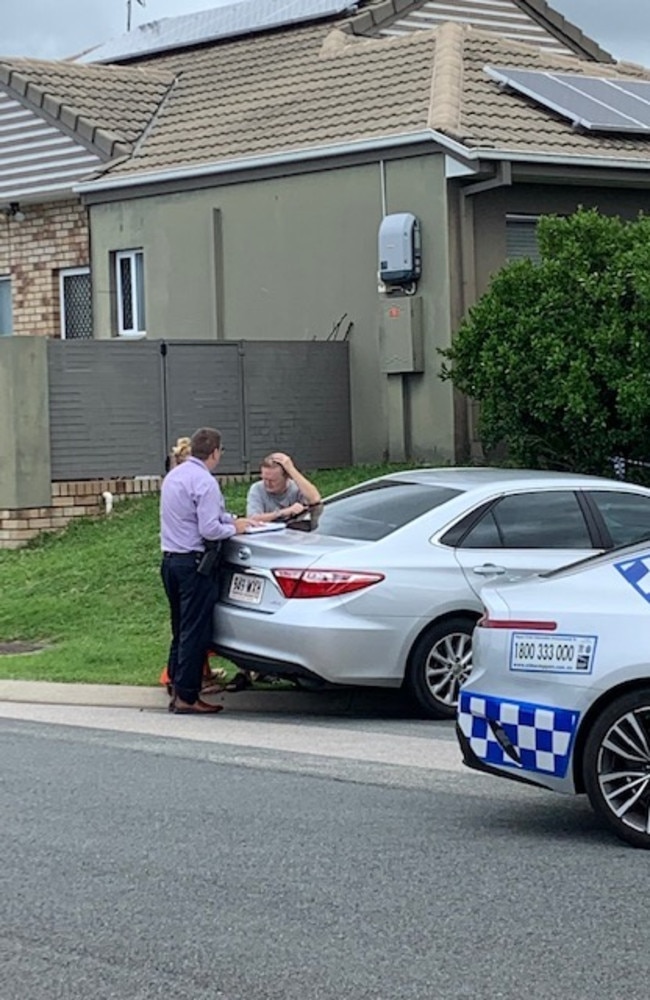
[{"left": 288, "top": 480, "right": 463, "bottom": 541}]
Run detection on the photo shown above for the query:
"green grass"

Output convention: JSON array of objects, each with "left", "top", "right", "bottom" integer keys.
[{"left": 0, "top": 463, "right": 415, "bottom": 685}]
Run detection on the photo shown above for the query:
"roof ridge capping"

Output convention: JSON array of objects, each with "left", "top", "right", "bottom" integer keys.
[
  {"left": 344, "top": 0, "right": 614, "bottom": 64},
  {"left": 427, "top": 21, "right": 464, "bottom": 136}
]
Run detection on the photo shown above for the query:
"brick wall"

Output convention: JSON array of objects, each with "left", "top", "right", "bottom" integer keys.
[
  {"left": 0, "top": 199, "right": 89, "bottom": 337},
  {"left": 0, "top": 474, "right": 254, "bottom": 549},
  {"left": 0, "top": 476, "right": 162, "bottom": 550}
]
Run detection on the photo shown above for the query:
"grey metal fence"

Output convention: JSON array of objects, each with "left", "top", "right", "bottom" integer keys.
[{"left": 47, "top": 339, "right": 351, "bottom": 479}]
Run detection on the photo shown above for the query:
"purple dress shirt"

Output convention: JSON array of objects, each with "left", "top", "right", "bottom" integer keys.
[{"left": 160, "top": 456, "right": 236, "bottom": 552}]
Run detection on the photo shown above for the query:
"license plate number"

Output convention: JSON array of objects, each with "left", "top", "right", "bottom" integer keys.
[
  {"left": 228, "top": 573, "right": 263, "bottom": 604},
  {"left": 510, "top": 633, "right": 597, "bottom": 674}
]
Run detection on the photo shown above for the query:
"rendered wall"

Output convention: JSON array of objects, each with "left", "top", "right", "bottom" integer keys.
[
  {"left": 0, "top": 336, "right": 51, "bottom": 508},
  {"left": 88, "top": 153, "right": 455, "bottom": 464},
  {"left": 471, "top": 183, "right": 650, "bottom": 300}
]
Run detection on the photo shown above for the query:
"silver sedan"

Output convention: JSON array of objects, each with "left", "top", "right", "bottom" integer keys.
[{"left": 213, "top": 467, "right": 650, "bottom": 718}]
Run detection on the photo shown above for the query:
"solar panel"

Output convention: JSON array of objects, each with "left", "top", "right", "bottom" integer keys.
[
  {"left": 486, "top": 66, "right": 650, "bottom": 133},
  {"left": 80, "top": 0, "right": 357, "bottom": 64}
]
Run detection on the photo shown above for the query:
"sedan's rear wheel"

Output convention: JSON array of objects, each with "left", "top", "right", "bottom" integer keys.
[
  {"left": 405, "top": 616, "right": 475, "bottom": 720},
  {"left": 583, "top": 688, "right": 650, "bottom": 850}
]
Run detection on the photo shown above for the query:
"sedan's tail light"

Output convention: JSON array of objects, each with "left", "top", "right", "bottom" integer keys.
[
  {"left": 478, "top": 614, "right": 557, "bottom": 631},
  {"left": 272, "top": 568, "right": 385, "bottom": 599}
]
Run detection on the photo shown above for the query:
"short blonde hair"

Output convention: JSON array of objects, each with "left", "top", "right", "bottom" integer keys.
[{"left": 171, "top": 436, "right": 192, "bottom": 466}]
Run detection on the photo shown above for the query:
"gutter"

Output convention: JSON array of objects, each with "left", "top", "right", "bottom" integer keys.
[
  {"left": 74, "top": 127, "right": 650, "bottom": 197},
  {"left": 464, "top": 146, "right": 650, "bottom": 172},
  {"left": 74, "top": 130, "right": 473, "bottom": 195}
]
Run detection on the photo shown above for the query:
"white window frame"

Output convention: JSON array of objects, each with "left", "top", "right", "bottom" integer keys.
[
  {"left": 0, "top": 275, "right": 12, "bottom": 336},
  {"left": 59, "top": 266, "right": 91, "bottom": 340},
  {"left": 115, "top": 249, "right": 146, "bottom": 337}
]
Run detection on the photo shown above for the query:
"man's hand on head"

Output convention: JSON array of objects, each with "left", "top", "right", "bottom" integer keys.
[{"left": 270, "top": 452, "right": 294, "bottom": 475}]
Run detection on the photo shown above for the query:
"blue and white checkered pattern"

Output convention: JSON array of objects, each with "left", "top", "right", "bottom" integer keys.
[
  {"left": 458, "top": 691, "right": 580, "bottom": 779},
  {"left": 615, "top": 555, "right": 650, "bottom": 604}
]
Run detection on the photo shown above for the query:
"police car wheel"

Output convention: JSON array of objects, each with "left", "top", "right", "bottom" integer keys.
[
  {"left": 405, "top": 616, "right": 476, "bottom": 720},
  {"left": 583, "top": 688, "right": 650, "bottom": 850}
]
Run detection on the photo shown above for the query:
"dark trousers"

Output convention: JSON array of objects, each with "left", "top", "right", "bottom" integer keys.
[{"left": 160, "top": 553, "right": 219, "bottom": 704}]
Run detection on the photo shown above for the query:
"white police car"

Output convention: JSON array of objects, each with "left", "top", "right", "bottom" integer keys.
[{"left": 457, "top": 539, "right": 650, "bottom": 849}]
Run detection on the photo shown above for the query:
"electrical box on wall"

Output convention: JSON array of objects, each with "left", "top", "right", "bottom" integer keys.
[
  {"left": 379, "top": 297, "right": 424, "bottom": 374},
  {"left": 378, "top": 212, "right": 421, "bottom": 285}
]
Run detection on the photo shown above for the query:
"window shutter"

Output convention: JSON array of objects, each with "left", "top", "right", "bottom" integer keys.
[{"left": 506, "top": 219, "right": 540, "bottom": 263}]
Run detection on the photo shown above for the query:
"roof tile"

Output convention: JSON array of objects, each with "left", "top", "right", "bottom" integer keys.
[{"left": 0, "top": 58, "right": 175, "bottom": 150}]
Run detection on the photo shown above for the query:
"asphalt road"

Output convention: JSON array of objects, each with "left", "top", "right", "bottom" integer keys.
[{"left": 0, "top": 704, "right": 647, "bottom": 1000}]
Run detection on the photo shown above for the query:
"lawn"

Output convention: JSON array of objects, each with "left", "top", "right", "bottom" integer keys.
[{"left": 0, "top": 464, "right": 414, "bottom": 685}]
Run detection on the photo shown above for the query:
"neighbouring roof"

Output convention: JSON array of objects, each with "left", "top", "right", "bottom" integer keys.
[
  {"left": 0, "top": 57, "right": 174, "bottom": 201},
  {"left": 0, "top": 59, "right": 174, "bottom": 153},
  {"left": 80, "top": 0, "right": 612, "bottom": 66},
  {"left": 346, "top": 0, "right": 613, "bottom": 62},
  {"left": 79, "top": 0, "right": 358, "bottom": 64}
]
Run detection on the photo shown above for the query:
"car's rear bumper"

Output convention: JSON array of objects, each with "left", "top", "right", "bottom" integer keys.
[
  {"left": 213, "top": 603, "right": 407, "bottom": 687},
  {"left": 212, "top": 643, "right": 325, "bottom": 683},
  {"left": 456, "top": 723, "right": 549, "bottom": 790}
]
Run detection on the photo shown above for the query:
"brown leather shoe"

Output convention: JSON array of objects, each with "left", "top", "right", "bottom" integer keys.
[{"left": 172, "top": 697, "right": 224, "bottom": 715}]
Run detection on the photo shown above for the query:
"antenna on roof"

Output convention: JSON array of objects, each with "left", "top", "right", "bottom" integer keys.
[{"left": 126, "top": 0, "right": 147, "bottom": 32}]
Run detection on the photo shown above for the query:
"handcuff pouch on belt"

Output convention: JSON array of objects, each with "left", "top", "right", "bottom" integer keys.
[{"left": 196, "top": 539, "right": 224, "bottom": 578}]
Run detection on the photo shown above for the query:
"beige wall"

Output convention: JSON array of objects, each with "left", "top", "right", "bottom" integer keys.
[{"left": 89, "top": 153, "right": 456, "bottom": 464}]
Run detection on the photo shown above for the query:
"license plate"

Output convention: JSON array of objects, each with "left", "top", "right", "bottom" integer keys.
[
  {"left": 510, "top": 633, "right": 597, "bottom": 674},
  {"left": 228, "top": 573, "right": 264, "bottom": 605}
]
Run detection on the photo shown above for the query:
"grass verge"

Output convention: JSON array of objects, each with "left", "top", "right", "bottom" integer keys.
[{"left": 0, "top": 464, "right": 414, "bottom": 685}]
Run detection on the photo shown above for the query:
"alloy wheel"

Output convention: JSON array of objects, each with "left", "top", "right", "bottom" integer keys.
[
  {"left": 584, "top": 689, "right": 650, "bottom": 849},
  {"left": 596, "top": 708, "right": 650, "bottom": 836},
  {"left": 424, "top": 630, "right": 473, "bottom": 709}
]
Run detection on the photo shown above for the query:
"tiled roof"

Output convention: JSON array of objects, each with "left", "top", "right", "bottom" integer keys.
[
  {"left": 98, "top": 19, "right": 650, "bottom": 182},
  {"left": 105, "top": 23, "right": 437, "bottom": 175},
  {"left": 0, "top": 58, "right": 174, "bottom": 156},
  {"left": 3, "top": 9, "right": 650, "bottom": 199},
  {"left": 447, "top": 24, "right": 650, "bottom": 157}
]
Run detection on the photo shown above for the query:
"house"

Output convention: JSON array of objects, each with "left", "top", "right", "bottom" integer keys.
[{"left": 2, "top": 0, "right": 650, "bottom": 471}]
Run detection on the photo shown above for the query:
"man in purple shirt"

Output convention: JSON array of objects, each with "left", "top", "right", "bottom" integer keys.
[{"left": 160, "top": 427, "right": 254, "bottom": 714}]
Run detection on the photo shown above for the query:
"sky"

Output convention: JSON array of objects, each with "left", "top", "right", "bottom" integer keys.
[{"left": 2, "top": 0, "right": 650, "bottom": 66}]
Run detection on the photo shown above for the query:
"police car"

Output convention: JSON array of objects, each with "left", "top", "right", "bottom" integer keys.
[{"left": 457, "top": 539, "right": 650, "bottom": 849}]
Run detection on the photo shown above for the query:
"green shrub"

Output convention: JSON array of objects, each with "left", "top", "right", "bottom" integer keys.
[{"left": 440, "top": 208, "right": 650, "bottom": 481}]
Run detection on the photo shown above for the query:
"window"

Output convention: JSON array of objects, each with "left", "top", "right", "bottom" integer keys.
[
  {"left": 60, "top": 268, "right": 92, "bottom": 339},
  {"left": 588, "top": 491, "right": 650, "bottom": 548},
  {"left": 115, "top": 250, "right": 145, "bottom": 336},
  {"left": 458, "top": 491, "right": 592, "bottom": 549},
  {"left": 0, "top": 276, "right": 12, "bottom": 335},
  {"left": 506, "top": 216, "right": 540, "bottom": 263},
  {"left": 296, "top": 481, "right": 463, "bottom": 542}
]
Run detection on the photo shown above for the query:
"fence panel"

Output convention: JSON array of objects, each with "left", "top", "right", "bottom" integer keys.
[
  {"left": 48, "top": 340, "right": 166, "bottom": 479},
  {"left": 243, "top": 341, "right": 351, "bottom": 469},
  {"left": 47, "top": 339, "right": 351, "bottom": 480},
  {"left": 163, "top": 341, "right": 244, "bottom": 476}
]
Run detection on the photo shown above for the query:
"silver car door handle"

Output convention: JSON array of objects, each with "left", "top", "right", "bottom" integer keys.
[{"left": 472, "top": 564, "right": 506, "bottom": 576}]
